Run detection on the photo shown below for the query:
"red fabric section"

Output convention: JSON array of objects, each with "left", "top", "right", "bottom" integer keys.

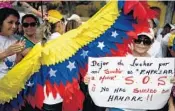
[
  {"left": 61, "top": 79, "right": 85, "bottom": 111},
  {"left": 34, "top": 84, "right": 44, "bottom": 109},
  {"left": 110, "top": 37, "right": 132, "bottom": 57},
  {"left": 124, "top": 1, "right": 139, "bottom": 15},
  {"left": 45, "top": 79, "right": 84, "bottom": 111},
  {"left": 24, "top": 85, "right": 44, "bottom": 110},
  {"left": 124, "top": 1, "right": 157, "bottom": 21},
  {"left": 45, "top": 80, "right": 52, "bottom": 97},
  {"left": 26, "top": 95, "right": 36, "bottom": 108},
  {"left": 62, "top": 88, "right": 84, "bottom": 111},
  {"left": 54, "top": 82, "right": 65, "bottom": 98},
  {"left": 124, "top": 1, "right": 158, "bottom": 40},
  {"left": 127, "top": 24, "right": 150, "bottom": 39}
]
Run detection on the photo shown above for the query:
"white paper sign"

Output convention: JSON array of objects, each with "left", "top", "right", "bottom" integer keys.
[{"left": 88, "top": 57, "right": 175, "bottom": 110}]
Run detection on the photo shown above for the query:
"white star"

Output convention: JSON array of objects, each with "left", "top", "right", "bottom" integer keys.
[
  {"left": 49, "top": 68, "right": 57, "bottom": 77},
  {"left": 27, "top": 81, "right": 34, "bottom": 87},
  {"left": 97, "top": 42, "right": 105, "bottom": 50},
  {"left": 81, "top": 50, "right": 89, "bottom": 58},
  {"left": 67, "top": 61, "right": 76, "bottom": 71},
  {"left": 111, "top": 31, "right": 118, "bottom": 38}
]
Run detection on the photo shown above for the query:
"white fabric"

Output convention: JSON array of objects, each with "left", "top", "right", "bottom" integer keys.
[
  {"left": 43, "top": 86, "right": 63, "bottom": 104},
  {"left": 161, "top": 33, "right": 171, "bottom": 57},
  {"left": 43, "top": 32, "right": 63, "bottom": 104},
  {"left": 48, "top": 32, "right": 61, "bottom": 40},
  {"left": 67, "top": 14, "right": 81, "bottom": 23},
  {"left": 148, "top": 39, "right": 163, "bottom": 57},
  {"left": 170, "top": 24, "right": 175, "bottom": 31},
  {"left": 0, "top": 35, "right": 16, "bottom": 79},
  {"left": 156, "top": 28, "right": 171, "bottom": 57},
  {"left": 156, "top": 28, "right": 163, "bottom": 42},
  {"left": 162, "top": 33, "right": 171, "bottom": 46},
  {"left": 138, "top": 28, "right": 154, "bottom": 40}
]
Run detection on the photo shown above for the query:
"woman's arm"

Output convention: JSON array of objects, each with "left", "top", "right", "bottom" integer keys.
[
  {"left": 20, "top": 2, "right": 43, "bottom": 18},
  {"left": 168, "top": 95, "right": 175, "bottom": 111},
  {"left": 15, "top": 48, "right": 31, "bottom": 64},
  {"left": 0, "top": 51, "right": 8, "bottom": 61},
  {"left": 15, "top": 53, "right": 23, "bottom": 64}
]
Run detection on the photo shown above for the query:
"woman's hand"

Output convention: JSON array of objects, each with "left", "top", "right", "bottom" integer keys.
[
  {"left": 4, "top": 39, "right": 25, "bottom": 57},
  {"left": 84, "top": 75, "right": 90, "bottom": 85},
  {"left": 170, "top": 77, "right": 175, "bottom": 84}
]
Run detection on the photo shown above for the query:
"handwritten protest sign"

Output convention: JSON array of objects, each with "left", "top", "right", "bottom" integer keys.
[{"left": 88, "top": 57, "right": 175, "bottom": 110}]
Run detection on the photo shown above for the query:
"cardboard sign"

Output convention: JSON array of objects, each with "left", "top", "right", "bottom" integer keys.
[{"left": 88, "top": 57, "right": 175, "bottom": 110}]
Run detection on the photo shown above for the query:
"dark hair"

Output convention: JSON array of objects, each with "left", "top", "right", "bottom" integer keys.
[
  {"left": 164, "top": 23, "right": 171, "bottom": 29},
  {"left": 65, "top": 20, "right": 80, "bottom": 32},
  {"left": 50, "top": 23, "right": 57, "bottom": 33},
  {"left": 151, "top": 19, "right": 157, "bottom": 28},
  {"left": 21, "top": 14, "right": 40, "bottom": 26},
  {"left": 0, "top": 8, "right": 20, "bottom": 31}
]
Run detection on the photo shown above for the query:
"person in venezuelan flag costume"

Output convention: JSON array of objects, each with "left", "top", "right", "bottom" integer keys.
[
  {"left": 0, "top": 1, "right": 159, "bottom": 111},
  {"left": 41, "top": 9, "right": 66, "bottom": 111}
]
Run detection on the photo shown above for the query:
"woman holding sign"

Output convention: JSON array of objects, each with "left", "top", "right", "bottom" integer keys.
[
  {"left": 102, "top": 29, "right": 155, "bottom": 111},
  {"left": 84, "top": 28, "right": 174, "bottom": 111},
  {"left": 107, "top": 29, "right": 175, "bottom": 111}
]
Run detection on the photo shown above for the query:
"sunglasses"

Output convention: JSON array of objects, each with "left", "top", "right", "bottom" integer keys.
[
  {"left": 22, "top": 22, "right": 37, "bottom": 28},
  {"left": 134, "top": 35, "right": 152, "bottom": 46}
]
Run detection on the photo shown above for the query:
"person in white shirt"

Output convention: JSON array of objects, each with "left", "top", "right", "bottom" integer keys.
[
  {"left": 0, "top": 8, "right": 25, "bottom": 79},
  {"left": 161, "top": 24, "right": 175, "bottom": 57},
  {"left": 148, "top": 39, "right": 163, "bottom": 57},
  {"left": 156, "top": 23, "right": 171, "bottom": 43},
  {"left": 156, "top": 23, "right": 174, "bottom": 57},
  {"left": 148, "top": 18, "right": 163, "bottom": 57},
  {"left": 84, "top": 28, "right": 155, "bottom": 111}
]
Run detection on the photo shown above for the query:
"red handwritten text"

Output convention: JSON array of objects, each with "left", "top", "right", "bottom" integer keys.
[{"left": 104, "top": 68, "right": 122, "bottom": 74}]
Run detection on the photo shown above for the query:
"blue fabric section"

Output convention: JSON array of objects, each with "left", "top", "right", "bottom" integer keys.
[
  {"left": 118, "top": 1, "right": 125, "bottom": 10},
  {"left": 0, "top": 91, "right": 25, "bottom": 111}
]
